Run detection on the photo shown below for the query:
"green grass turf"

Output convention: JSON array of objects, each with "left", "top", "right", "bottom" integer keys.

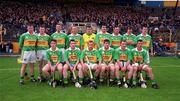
[{"left": 0, "top": 57, "right": 180, "bottom": 101}]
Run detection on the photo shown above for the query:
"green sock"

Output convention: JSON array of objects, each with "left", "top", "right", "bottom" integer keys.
[
  {"left": 133, "top": 78, "right": 136, "bottom": 84},
  {"left": 20, "top": 76, "right": 24, "bottom": 81},
  {"left": 31, "top": 75, "right": 34, "bottom": 79},
  {"left": 79, "top": 78, "right": 83, "bottom": 84},
  {"left": 64, "top": 78, "right": 68, "bottom": 84},
  {"left": 100, "top": 78, "right": 104, "bottom": 82},
  {"left": 151, "top": 80, "right": 156, "bottom": 84},
  {"left": 127, "top": 79, "right": 130, "bottom": 84}
]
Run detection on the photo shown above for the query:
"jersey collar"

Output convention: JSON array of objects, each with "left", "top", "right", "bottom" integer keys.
[
  {"left": 38, "top": 33, "right": 47, "bottom": 36},
  {"left": 112, "top": 33, "right": 120, "bottom": 36},
  {"left": 125, "top": 33, "right": 134, "bottom": 36},
  {"left": 50, "top": 47, "right": 59, "bottom": 52},
  {"left": 102, "top": 47, "right": 111, "bottom": 51},
  {"left": 120, "top": 46, "right": 128, "bottom": 50},
  {"left": 139, "top": 33, "right": 149, "bottom": 37},
  {"left": 68, "top": 47, "right": 78, "bottom": 51},
  {"left": 27, "top": 32, "right": 36, "bottom": 35},
  {"left": 69, "top": 33, "right": 79, "bottom": 36},
  {"left": 99, "top": 31, "right": 109, "bottom": 34},
  {"left": 55, "top": 31, "right": 64, "bottom": 33},
  {"left": 135, "top": 47, "right": 143, "bottom": 52}
]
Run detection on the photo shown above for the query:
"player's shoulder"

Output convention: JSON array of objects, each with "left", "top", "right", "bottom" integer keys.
[
  {"left": 99, "top": 47, "right": 103, "bottom": 51},
  {"left": 126, "top": 47, "right": 131, "bottom": 51},
  {"left": 142, "top": 48, "right": 148, "bottom": 52},
  {"left": 21, "top": 32, "right": 29, "bottom": 36},
  {"left": 51, "top": 32, "right": 57, "bottom": 36},
  {"left": 75, "top": 47, "right": 81, "bottom": 51},
  {"left": 109, "top": 47, "right": 115, "bottom": 51},
  {"left": 46, "top": 48, "right": 51, "bottom": 52},
  {"left": 131, "top": 48, "right": 136, "bottom": 51},
  {"left": 115, "top": 47, "right": 120, "bottom": 51}
]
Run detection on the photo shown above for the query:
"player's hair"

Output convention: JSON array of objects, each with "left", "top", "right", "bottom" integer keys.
[
  {"left": 27, "top": 22, "right": 34, "bottom": 27},
  {"left": 114, "top": 26, "right": 120, "bottom": 29},
  {"left": 101, "top": 23, "right": 107, "bottom": 28},
  {"left": 127, "top": 26, "right": 132, "bottom": 30},
  {"left": 39, "top": 24, "right": 45, "bottom": 28},
  {"left": 56, "top": 22, "right": 63, "bottom": 26},
  {"left": 137, "top": 39, "right": 143, "bottom": 43},
  {"left": 70, "top": 39, "right": 75, "bottom": 43},
  {"left": 86, "top": 24, "right": 92, "bottom": 29},
  {"left": 104, "top": 39, "right": 110, "bottom": 43},
  {"left": 141, "top": 24, "right": 148, "bottom": 29},
  {"left": 88, "top": 40, "right": 94, "bottom": 43},
  {"left": 51, "top": 40, "right": 57, "bottom": 43},
  {"left": 121, "top": 40, "right": 127, "bottom": 43}
]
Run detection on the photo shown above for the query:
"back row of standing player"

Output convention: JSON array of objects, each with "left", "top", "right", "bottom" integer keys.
[{"left": 19, "top": 23, "right": 159, "bottom": 89}]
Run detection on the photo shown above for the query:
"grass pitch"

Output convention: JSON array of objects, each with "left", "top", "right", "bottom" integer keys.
[{"left": 0, "top": 57, "right": 180, "bottom": 101}]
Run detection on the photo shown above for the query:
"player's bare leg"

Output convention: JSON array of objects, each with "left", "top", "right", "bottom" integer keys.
[
  {"left": 76, "top": 64, "right": 83, "bottom": 84},
  {"left": 132, "top": 65, "right": 138, "bottom": 86},
  {"left": 143, "top": 65, "right": 159, "bottom": 89},
  {"left": 42, "top": 64, "right": 51, "bottom": 85},
  {"left": 57, "top": 64, "right": 63, "bottom": 82},
  {"left": 109, "top": 64, "right": 115, "bottom": 82},
  {"left": 20, "top": 63, "right": 27, "bottom": 84},
  {"left": 115, "top": 63, "right": 121, "bottom": 86},
  {"left": 126, "top": 65, "right": 133, "bottom": 85},
  {"left": 100, "top": 64, "right": 106, "bottom": 82},
  {"left": 63, "top": 64, "right": 69, "bottom": 84}
]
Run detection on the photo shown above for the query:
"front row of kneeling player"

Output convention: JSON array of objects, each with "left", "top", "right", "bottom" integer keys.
[{"left": 38, "top": 39, "right": 159, "bottom": 89}]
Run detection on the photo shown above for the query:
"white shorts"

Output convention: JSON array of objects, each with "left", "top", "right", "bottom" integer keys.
[
  {"left": 22, "top": 51, "right": 36, "bottom": 64},
  {"left": 101, "top": 63, "right": 114, "bottom": 67},
  {"left": 86, "top": 63, "right": 97, "bottom": 70},
  {"left": 119, "top": 61, "right": 127, "bottom": 67},
  {"left": 36, "top": 50, "right": 47, "bottom": 61},
  {"left": 132, "top": 63, "right": 148, "bottom": 69}
]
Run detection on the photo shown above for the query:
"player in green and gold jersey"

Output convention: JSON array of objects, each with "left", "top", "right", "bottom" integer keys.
[
  {"left": 36, "top": 25, "right": 51, "bottom": 81},
  {"left": 131, "top": 40, "right": 159, "bottom": 89},
  {"left": 63, "top": 39, "right": 83, "bottom": 85},
  {"left": 80, "top": 40, "right": 101, "bottom": 80},
  {"left": 99, "top": 39, "right": 115, "bottom": 83},
  {"left": 136, "top": 25, "right": 153, "bottom": 64},
  {"left": 42, "top": 40, "right": 63, "bottom": 86},
  {"left": 67, "top": 26, "right": 84, "bottom": 50},
  {"left": 114, "top": 40, "right": 133, "bottom": 87},
  {"left": 95, "top": 24, "right": 112, "bottom": 49},
  {"left": 122, "top": 26, "right": 137, "bottom": 50},
  {"left": 111, "top": 26, "right": 122, "bottom": 49},
  {"left": 19, "top": 23, "right": 37, "bottom": 85},
  {"left": 51, "top": 23, "right": 68, "bottom": 63}
]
